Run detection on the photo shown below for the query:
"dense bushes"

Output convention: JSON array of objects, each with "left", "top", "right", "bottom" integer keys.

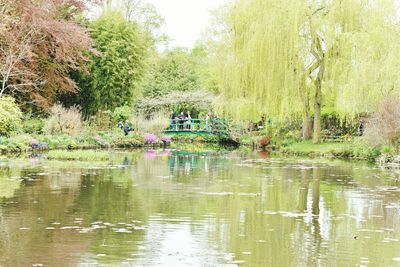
[
  {"left": 23, "top": 118, "right": 44, "bottom": 134},
  {"left": 0, "top": 96, "right": 23, "bottom": 137},
  {"left": 364, "top": 98, "right": 400, "bottom": 146},
  {"left": 44, "top": 104, "right": 85, "bottom": 135},
  {"left": 320, "top": 108, "right": 358, "bottom": 138},
  {"left": 113, "top": 106, "right": 132, "bottom": 123},
  {"left": 132, "top": 112, "right": 170, "bottom": 135}
]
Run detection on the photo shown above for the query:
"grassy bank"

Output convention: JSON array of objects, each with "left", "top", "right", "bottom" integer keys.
[
  {"left": 277, "top": 140, "right": 392, "bottom": 162},
  {"left": 0, "top": 131, "right": 233, "bottom": 155},
  {"left": 0, "top": 131, "right": 144, "bottom": 154}
]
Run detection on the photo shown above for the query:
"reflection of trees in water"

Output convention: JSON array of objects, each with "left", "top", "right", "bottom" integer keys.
[
  {"left": 1, "top": 154, "right": 400, "bottom": 266},
  {"left": 0, "top": 166, "right": 89, "bottom": 266},
  {"left": 167, "top": 151, "right": 223, "bottom": 181},
  {"left": 208, "top": 160, "right": 400, "bottom": 266}
]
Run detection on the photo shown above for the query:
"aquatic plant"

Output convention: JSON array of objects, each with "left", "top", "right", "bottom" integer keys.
[{"left": 46, "top": 150, "right": 110, "bottom": 161}]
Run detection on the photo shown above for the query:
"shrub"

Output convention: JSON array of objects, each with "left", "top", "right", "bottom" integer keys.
[
  {"left": 259, "top": 137, "right": 270, "bottom": 147},
  {"left": 321, "top": 107, "right": 358, "bottom": 137},
  {"left": 144, "top": 133, "right": 157, "bottom": 144},
  {"left": 44, "top": 104, "right": 85, "bottom": 136},
  {"left": 112, "top": 134, "right": 143, "bottom": 148},
  {"left": 364, "top": 98, "right": 400, "bottom": 147},
  {"left": 0, "top": 96, "right": 23, "bottom": 137},
  {"left": 132, "top": 112, "right": 170, "bottom": 135},
  {"left": 86, "top": 110, "right": 113, "bottom": 131},
  {"left": 113, "top": 106, "right": 132, "bottom": 123},
  {"left": 23, "top": 118, "right": 45, "bottom": 134}
]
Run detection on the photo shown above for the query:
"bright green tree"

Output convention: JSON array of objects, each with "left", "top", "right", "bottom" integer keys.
[
  {"left": 212, "top": 0, "right": 400, "bottom": 143},
  {"left": 72, "top": 10, "right": 147, "bottom": 116},
  {"left": 0, "top": 96, "right": 22, "bottom": 136},
  {"left": 141, "top": 48, "right": 201, "bottom": 97}
]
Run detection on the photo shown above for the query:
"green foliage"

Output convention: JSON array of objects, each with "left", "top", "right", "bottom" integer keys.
[
  {"left": 46, "top": 150, "right": 110, "bottom": 161},
  {"left": 71, "top": 10, "right": 147, "bottom": 116},
  {"left": 321, "top": 107, "right": 357, "bottom": 137},
  {"left": 142, "top": 48, "right": 201, "bottom": 97},
  {"left": 113, "top": 106, "right": 132, "bottom": 123},
  {"left": 136, "top": 90, "right": 215, "bottom": 117},
  {"left": 211, "top": 0, "right": 400, "bottom": 124},
  {"left": 22, "top": 118, "right": 44, "bottom": 134},
  {"left": 281, "top": 141, "right": 354, "bottom": 158},
  {"left": 169, "top": 134, "right": 229, "bottom": 144},
  {"left": 111, "top": 134, "right": 144, "bottom": 148},
  {"left": 0, "top": 96, "right": 22, "bottom": 137},
  {"left": 86, "top": 110, "right": 114, "bottom": 131}
]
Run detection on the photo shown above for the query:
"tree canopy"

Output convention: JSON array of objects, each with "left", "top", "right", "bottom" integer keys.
[
  {"left": 211, "top": 0, "right": 400, "bottom": 142},
  {"left": 0, "top": 0, "right": 94, "bottom": 108},
  {"left": 141, "top": 48, "right": 201, "bottom": 97},
  {"left": 69, "top": 10, "right": 147, "bottom": 116}
]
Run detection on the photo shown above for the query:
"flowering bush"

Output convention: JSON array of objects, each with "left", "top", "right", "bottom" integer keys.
[
  {"left": 160, "top": 136, "right": 172, "bottom": 144},
  {"left": 144, "top": 133, "right": 157, "bottom": 144},
  {"left": 259, "top": 137, "right": 270, "bottom": 147}
]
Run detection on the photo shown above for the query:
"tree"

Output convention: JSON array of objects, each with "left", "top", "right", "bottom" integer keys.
[
  {"left": 70, "top": 10, "right": 147, "bottom": 116},
  {"left": 141, "top": 48, "right": 201, "bottom": 97},
  {"left": 0, "top": 0, "right": 95, "bottom": 108},
  {"left": 102, "top": 0, "right": 167, "bottom": 45},
  {"left": 212, "top": 0, "right": 400, "bottom": 143}
]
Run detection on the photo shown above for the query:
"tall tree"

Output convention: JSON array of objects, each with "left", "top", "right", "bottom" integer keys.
[
  {"left": 70, "top": 10, "right": 147, "bottom": 116},
  {"left": 0, "top": 0, "right": 95, "bottom": 108},
  {"left": 212, "top": 0, "right": 400, "bottom": 143},
  {"left": 141, "top": 48, "right": 201, "bottom": 97}
]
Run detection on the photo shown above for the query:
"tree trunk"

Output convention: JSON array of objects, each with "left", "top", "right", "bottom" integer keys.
[
  {"left": 302, "top": 94, "right": 312, "bottom": 139},
  {"left": 313, "top": 63, "right": 324, "bottom": 144},
  {"left": 313, "top": 84, "right": 322, "bottom": 144}
]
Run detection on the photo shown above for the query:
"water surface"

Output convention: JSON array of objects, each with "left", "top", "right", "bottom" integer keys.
[{"left": 0, "top": 150, "right": 400, "bottom": 266}]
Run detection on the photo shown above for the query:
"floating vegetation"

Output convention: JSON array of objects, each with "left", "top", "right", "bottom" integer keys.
[{"left": 46, "top": 150, "right": 111, "bottom": 161}]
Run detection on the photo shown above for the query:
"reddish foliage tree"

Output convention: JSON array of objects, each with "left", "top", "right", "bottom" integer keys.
[{"left": 0, "top": 0, "right": 97, "bottom": 108}]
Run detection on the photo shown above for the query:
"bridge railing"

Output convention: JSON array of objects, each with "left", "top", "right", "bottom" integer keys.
[{"left": 164, "top": 118, "right": 229, "bottom": 134}]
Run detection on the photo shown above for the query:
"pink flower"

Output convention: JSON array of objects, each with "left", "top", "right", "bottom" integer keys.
[{"left": 144, "top": 133, "right": 157, "bottom": 144}]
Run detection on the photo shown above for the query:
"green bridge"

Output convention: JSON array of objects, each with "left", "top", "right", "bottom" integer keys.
[{"left": 163, "top": 118, "right": 229, "bottom": 136}]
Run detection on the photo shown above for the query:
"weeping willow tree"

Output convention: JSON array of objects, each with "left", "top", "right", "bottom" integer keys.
[{"left": 212, "top": 0, "right": 400, "bottom": 143}]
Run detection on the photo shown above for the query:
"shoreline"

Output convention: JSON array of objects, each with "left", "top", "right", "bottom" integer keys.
[{"left": 1, "top": 133, "right": 396, "bottom": 165}]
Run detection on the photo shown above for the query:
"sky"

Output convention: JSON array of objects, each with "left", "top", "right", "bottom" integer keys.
[{"left": 148, "top": 0, "right": 229, "bottom": 48}]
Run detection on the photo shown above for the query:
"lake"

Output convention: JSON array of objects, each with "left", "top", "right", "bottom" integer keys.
[{"left": 0, "top": 149, "right": 399, "bottom": 266}]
